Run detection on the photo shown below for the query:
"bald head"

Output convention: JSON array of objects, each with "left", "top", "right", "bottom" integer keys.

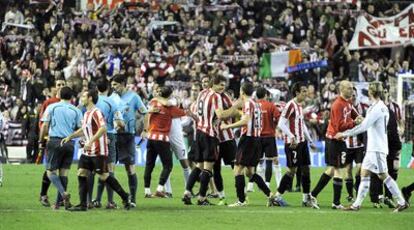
[{"left": 339, "top": 80, "right": 353, "bottom": 99}]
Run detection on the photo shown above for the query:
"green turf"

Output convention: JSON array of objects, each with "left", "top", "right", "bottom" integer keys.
[{"left": 0, "top": 164, "right": 412, "bottom": 230}]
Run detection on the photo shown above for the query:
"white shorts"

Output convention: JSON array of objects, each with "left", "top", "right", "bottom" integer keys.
[
  {"left": 169, "top": 119, "right": 187, "bottom": 161},
  {"left": 361, "top": 151, "right": 388, "bottom": 174}
]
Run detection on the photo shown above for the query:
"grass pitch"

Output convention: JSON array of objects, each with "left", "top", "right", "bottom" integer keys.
[{"left": 0, "top": 164, "right": 412, "bottom": 230}]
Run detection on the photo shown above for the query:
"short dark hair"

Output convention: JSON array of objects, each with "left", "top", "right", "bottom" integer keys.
[
  {"left": 160, "top": 86, "right": 173, "bottom": 98},
  {"left": 96, "top": 78, "right": 108, "bottom": 92},
  {"left": 241, "top": 82, "right": 254, "bottom": 96},
  {"left": 211, "top": 75, "right": 227, "bottom": 86},
  {"left": 291, "top": 82, "right": 306, "bottom": 97},
  {"left": 192, "top": 81, "right": 201, "bottom": 89},
  {"left": 87, "top": 88, "right": 99, "bottom": 104},
  {"left": 112, "top": 74, "right": 126, "bottom": 85},
  {"left": 60, "top": 86, "right": 73, "bottom": 100},
  {"left": 256, "top": 87, "right": 269, "bottom": 99}
]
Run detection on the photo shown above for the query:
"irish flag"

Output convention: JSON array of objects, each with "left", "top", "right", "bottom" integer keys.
[{"left": 259, "top": 50, "right": 302, "bottom": 79}]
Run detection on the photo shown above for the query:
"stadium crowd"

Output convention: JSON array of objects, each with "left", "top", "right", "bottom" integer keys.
[{"left": 0, "top": 0, "right": 413, "bottom": 211}]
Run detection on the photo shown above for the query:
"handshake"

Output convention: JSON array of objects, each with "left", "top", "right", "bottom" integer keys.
[{"left": 355, "top": 115, "right": 364, "bottom": 125}]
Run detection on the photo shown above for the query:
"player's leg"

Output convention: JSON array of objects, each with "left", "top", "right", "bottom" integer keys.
[
  {"left": 155, "top": 142, "right": 173, "bottom": 198},
  {"left": 347, "top": 168, "right": 371, "bottom": 210},
  {"left": 273, "top": 157, "right": 282, "bottom": 188},
  {"left": 311, "top": 139, "right": 334, "bottom": 200},
  {"left": 182, "top": 132, "right": 203, "bottom": 204},
  {"left": 344, "top": 149, "right": 355, "bottom": 202},
  {"left": 376, "top": 152, "right": 408, "bottom": 212},
  {"left": 117, "top": 134, "right": 137, "bottom": 206},
  {"left": 229, "top": 164, "right": 247, "bottom": 206},
  {"left": 143, "top": 140, "right": 158, "bottom": 197},
  {"left": 383, "top": 155, "right": 398, "bottom": 208},
  {"left": 345, "top": 163, "right": 354, "bottom": 202},
  {"left": 299, "top": 142, "right": 312, "bottom": 206}
]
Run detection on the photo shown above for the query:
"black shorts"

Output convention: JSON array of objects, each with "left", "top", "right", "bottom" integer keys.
[
  {"left": 187, "top": 140, "right": 198, "bottom": 162},
  {"left": 194, "top": 131, "right": 219, "bottom": 163},
  {"left": 46, "top": 137, "right": 74, "bottom": 171},
  {"left": 146, "top": 140, "right": 172, "bottom": 168},
  {"left": 78, "top": 154, "right": 109, "bottom": 174},
  {"left": 116, "top": 133, "right": 136, "bottom": 165},
  {"left": 260, "top": 137, "right": 277, "bottom": 158},
  {"left": 325, "top": 139, "right": 347, "bottom": 168},
  {"left": 218, "top": 139, "right": 236, "bottom": 165},
  {"left": 387, "top": 152, "right": 399, "bottom": 174},
  {"left": 107, "top": 133, "right": 117, "bottom": 163},
  {"left": 285, "top": 141, "right": 310, "bottom": 167},
  {"left": 235, "top": 136, "right": 261, "bottom": 167},
  {"left": 345, "top": 147, "right": 365, "bottom": 164}
]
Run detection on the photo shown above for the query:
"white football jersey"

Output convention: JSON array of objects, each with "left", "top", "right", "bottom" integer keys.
[{"left": 343, "top": 100, "right": 389, "bottom": 155}]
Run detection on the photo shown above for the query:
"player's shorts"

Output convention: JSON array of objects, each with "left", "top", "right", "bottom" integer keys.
[
  {"left": 116, "top": 133, "right": 136, "bottom": 165},
  {"left": 107, "top": 133, "right": 117, "bottom": 163},
  {"left": 146, "top": 140, "right": 172, "bottom": 168},
  {"left": 345, "top": 147, "right": 365, "bottom": 165},
  {"left": 325, "top": 138, "right": 347, "bottom": 168},
  {"left": 46, "top": 137, "right": 74, "bottom": 170},
  {"left": 187, "top": 140, "right": 198, "bottom": 162},
  {"left": 78, "top": 154, "right": 109, "bottom": 174},
  {"left": 285, "top": 141, "right": 310, "bottom": 167},
  {"left": 218, "top": 139, "right": 236, "bottom": 165},
  {"left": 170, "top": 131, "right": 187, "bottom": 161},
  {"left": 194, "top": 131, "right": 219, "bottom": 162},
  {"left": 361, "top": 151, "right": 388, "bottom": 174},
  {"left": 260, "top": 136, "right": 278, "bottom": 158},
  {"left": 235, "top": 135, "right": 261, "bottom": 167}
]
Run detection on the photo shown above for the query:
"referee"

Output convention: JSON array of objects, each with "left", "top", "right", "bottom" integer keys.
[{"left": 39, "top": 86, "right": 82, "bottom": 210}]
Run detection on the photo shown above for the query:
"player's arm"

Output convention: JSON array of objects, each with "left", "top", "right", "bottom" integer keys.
[
  {"left": 61, "top": 128, "right": 84, "bottom": 145},
  {"left": 215, "top": 106, "right": 238, "bottom": 119},
  {"left": 339, "top": 107, "right": 382, "bottom": 138},
  {"left": 38, "top": 121, "right": 49, "bottom": 146},
  {"left": 221, "top": 113, "right": 250, "bottom": 130},
  {"left": 38, "top": 106, "right": 52, "bottom": 145},
  {"left": 277, "top": 117, "right": 294, "bottom": 140}
]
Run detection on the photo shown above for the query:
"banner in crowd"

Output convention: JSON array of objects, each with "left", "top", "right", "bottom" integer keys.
[
  {"left": 83, "top": 0, "right": 141, "bottom": 10},
  {"left": 349, "top": 3, "right": 414, "bottom": 50},
  {"left": 287, "top": 60, "right": 328, "bottom": 73},
  {"left": 4, "top": 122, "right": 27, "bottom": 146},
  {"left": 352, "top": 81, "right": 370, "bottom": 104},
  {"left": 297, "top": 0, "right": 358, "bottom": 4},
  {"left": 259, "top": 50, "right": 302, "bottom": 79}
]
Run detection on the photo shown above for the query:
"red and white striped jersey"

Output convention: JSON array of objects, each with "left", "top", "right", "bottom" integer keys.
[
  {"left": 280, "top": 99, "right": 305, "bottom": 143},
  {"left": 388, "top": 101, "right": 401, "bottom": 122},
  {"left": 196, "top": 89, "right": 223, "bottom": 137},
  {"left": 82, "top": 107, "right": 108, "bottom": 157},
  {"left": 217, "top": 93, "right": 235, "bottom": 142},
  {"left": 346, "top": 102, "right": 368, "bottom": 149},
  {"left": 241, "top": 98, "right": 262, "bottom": 137}
]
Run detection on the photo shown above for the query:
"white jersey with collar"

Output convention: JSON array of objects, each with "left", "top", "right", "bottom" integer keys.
[{"left": 343, "top": 100, "right": 389, "bottom": 155}]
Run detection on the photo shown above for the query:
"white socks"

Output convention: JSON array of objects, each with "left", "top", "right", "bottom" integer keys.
[
  {"left": 164, "top": 176, "right": 172, "bottom": 194},
  {"left": 353, "top": 177, "right": 370, "bottom": 207},
  {"left": 384, "top": 176, "right": 406, "bottom": 206},
  {"left": 273, "top": 162, "right": 282, "bottom": 188},
  {"left": 183, "top": 167, "right": 190, "bottom": 188}
]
